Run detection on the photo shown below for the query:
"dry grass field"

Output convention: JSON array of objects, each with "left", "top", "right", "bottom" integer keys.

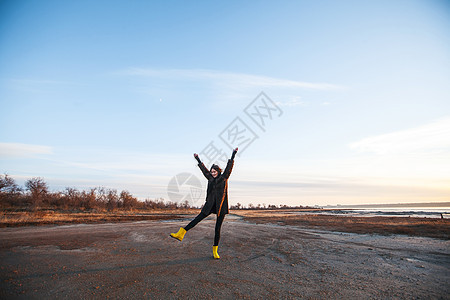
[
  {"left": 235, "top": 210, "right": 450, "bottom": 240},
  {"left": 1, "top": 208, "right": 449, "bottom": 240},
  {"left": 0, "top": 209, "right": 199, "bottom": 227}
]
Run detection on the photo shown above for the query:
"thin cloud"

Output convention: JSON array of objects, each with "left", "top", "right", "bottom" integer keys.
[
  {"left": 119, "top": 68, "right": 345, "bottom": 91},
  {"left": 8, "top": 78, "right": 81, "bottom": 93},
  {"left": 349, "top": 117, "right": 450, "bottom": 155},
  {"left": 0, "top": 143, "right": 53, "bottom": 158},
  {"left": 275, "top": 97, "right": 307, "bottom": 107},
  {"left": 10, "top": 79, "right": 74, "bottom": 85}
]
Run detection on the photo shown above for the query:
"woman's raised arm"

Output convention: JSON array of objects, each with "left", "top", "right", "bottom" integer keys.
[
  {"left": 223, "top": 148, "right": 238, "bottom": 179},
  {"left": 194, "top": 153, "right": 213, "bottom": 180}
]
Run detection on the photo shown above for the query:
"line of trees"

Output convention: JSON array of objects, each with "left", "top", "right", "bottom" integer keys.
[
  {"left": 0, "top": 174, "right": 190, "bottom": 211},
  {"left": 1, "top": 174, "right": 319, "bottom": 211},
  {"left": 230, "top": 203, "right": 317, "bottom": 210}
]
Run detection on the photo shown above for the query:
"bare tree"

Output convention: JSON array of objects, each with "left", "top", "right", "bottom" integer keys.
[
  {"left": 93, "top": 187, "right": 109, "bottom": 211},
  {"left": 182, "top": 199, "right": 190, "bottom": 209},
  {"left": 120, "top": 190, "right": 138, "bottom": 210},
  {"left": 25, "top": 177, "right": 48, "bottom": 209},
  {"left": 63, "top": 187, "right": 80, "bottom": 209},
  {"left": 83, "top": 188, "right": 98, "bottom": 210},
  {"left": 106, "top": 189, "right": 119, "bottom": 211},
  {"left": 0, "top": 174, "right": 22, "bottom": 207}
]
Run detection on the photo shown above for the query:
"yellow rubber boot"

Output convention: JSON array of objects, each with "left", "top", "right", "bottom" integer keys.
[
  {"left": 170, "top": 227, "right": 186, "bottom": 241},
  {"left": 213, "top": 246, "right": 220, "bottom": 259}
]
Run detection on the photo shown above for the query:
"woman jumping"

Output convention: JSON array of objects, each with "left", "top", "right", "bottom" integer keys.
[{"left": 170, "top": 147, "right": 238, "bottom": 259}]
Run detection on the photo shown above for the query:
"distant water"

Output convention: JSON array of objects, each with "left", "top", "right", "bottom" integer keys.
[{"left": 295, "top": 207, "right": 450, "bottom": 218}]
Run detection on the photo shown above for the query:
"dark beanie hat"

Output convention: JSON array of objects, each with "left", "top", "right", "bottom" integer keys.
[{"left": 210, "top": 164, "right": 222, "bottom": 174}]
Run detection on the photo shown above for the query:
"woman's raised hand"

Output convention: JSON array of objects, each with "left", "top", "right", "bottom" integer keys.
[
  {"left": 194, "top": 153, "right": 201, "bottom": 163},
  {"left": 231, "top": 147, "right": 238, "bottom": 160}
]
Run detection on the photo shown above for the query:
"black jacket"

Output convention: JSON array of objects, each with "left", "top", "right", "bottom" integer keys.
[{"left": 198, "top": 159, "right": 234, "bottom": 216}]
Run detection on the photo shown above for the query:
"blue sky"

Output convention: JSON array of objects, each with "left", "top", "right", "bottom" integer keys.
[{"left": 1, "top": 0, "right": 449, "bottom": 206}]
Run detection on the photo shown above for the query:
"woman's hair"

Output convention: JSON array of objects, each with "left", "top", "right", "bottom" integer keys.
[{"left": 210, "top": 164, "right": 222, "bottom": 174}]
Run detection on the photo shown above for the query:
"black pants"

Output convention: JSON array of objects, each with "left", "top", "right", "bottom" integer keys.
[{"left": 184, "top": 212, "right": 225, "bottom": 246}]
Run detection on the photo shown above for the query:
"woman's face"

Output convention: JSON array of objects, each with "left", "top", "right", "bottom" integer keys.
[{"left": 211, "top": 168, "right": 219, "bottom": 178}]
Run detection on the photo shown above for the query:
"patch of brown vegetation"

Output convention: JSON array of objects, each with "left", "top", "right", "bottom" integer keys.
[
  {"left": 235, "top": 210, "right": 450, "bottom": 240},
  {"left": 0, "top": 209, "right": 199, "bottom": 227}
]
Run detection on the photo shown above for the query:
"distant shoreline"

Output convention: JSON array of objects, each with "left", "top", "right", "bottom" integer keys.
[{"left": 326, "top": 201, "right": 450, "bottom": 209}]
